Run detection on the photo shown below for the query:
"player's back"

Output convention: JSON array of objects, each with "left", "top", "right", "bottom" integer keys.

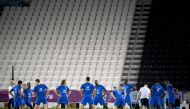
[
  {"left": 123, "top": 84, "right": 133, "bottom": 94},
  {"left": 113, "top": 90, "right": 123, "bottom": 99},
  {"left": 151, "top": 84, "right": 164, "bottom": 97},
  {"left": 56, "top": 85, "right": 70, "bottom": 97},
  {"left": 34, "top": 84, "right": 48, "bottom": 97},
  {"left": 81, "top": 82, "right": 94, "bottom": 96},
  {"left": 95, "top": 85, "right": 105, "bottom": 97},
  {"left": 166, "top": 83, "right": 174, "bottom": 97},
  {"left": 24, "top": 88, "right": 32, "bottom": 100},
  {"left": 139, "top": 86, "right": 150, "bottom": 99}
]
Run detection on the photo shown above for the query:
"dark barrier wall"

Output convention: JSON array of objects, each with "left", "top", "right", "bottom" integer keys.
[{"left": 137, "top": 0, "right": 190, "bottom": 90}]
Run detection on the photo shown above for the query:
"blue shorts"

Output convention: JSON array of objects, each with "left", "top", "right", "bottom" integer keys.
[
  {"left": 150, "top": 96, "right": 161, "bottom": 107},
  {"left": 35, "top": 97, "right": 47, "bottom": 105},
  {"left": 24, "top": 99, "right": 32, "bottom": 107},
  {"left": 57, "top": 97, "right": 69, "bottom": 105},
  {"left": 168, "top": 96, "right": 175, "bottom": 104},
  {"left": 160, "top": 98, "right": 164, "bottom": 106},
  {"left": 114, "top": 98, "right": 125, "bottom": 107},
  {"left": 94, "top": 96, "right": 106, "bottom": 105},
  {"left": 22, "top": 99, "right": 26, "bottom": 105},
  {"left": 81, "top": 95, "right": 94, "bottom": 105},
  {"left": 14, "top": 98, "right": 22, "bottom": 108},
  {"left": 125, "top": 95, "right": 131, "bottom": 105}
]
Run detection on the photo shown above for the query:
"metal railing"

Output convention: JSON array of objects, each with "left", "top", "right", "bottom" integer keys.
[{"left": 128, "top": 3, "right": 144, "bottom": 82}]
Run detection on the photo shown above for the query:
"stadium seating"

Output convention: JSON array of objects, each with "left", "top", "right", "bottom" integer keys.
[
  {"left": 127, "top": 0, "right": 189, "bottom": 90},
  {"left": 0, "top": 0, "right": 136, "bottom": 90}
]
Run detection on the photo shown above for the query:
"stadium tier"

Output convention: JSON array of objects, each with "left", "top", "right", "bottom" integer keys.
[
  {"left": 137, "top": 0, "right": 190, "bottom": 90},
  {"left": 0, "top": 0, "right": 136, "bottom": 90}
]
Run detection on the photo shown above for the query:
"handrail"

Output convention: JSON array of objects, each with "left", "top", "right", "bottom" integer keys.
[
  {"left": 128, "top": 2, "right": 144, "bottom": 82},
  {"left": 119, "top": 0, "right": 133, "bottom": 87}
]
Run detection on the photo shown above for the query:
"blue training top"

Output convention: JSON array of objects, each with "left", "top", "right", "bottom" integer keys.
[
  {"left": 80, "top": 82, "right": 94, "bottom": 96},
  {"left": 33, "top": 84, "right": 48, "bottom": 97}
]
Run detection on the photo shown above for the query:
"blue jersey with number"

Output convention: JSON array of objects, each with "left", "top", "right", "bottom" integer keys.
[
  {"left": 56, "top": 85, "right": 70, "bottom": 97},
  {"left": 24, "top": 88, "right": 32, "bottom": 100},
  {"left": 151, "top": 84, "right": 164, "bottom": 96},
  {"left": 123, "top": 84, "right": 133, "bottom": 95},
  {"left": 80, "top": 82, "right": 94, "bottom": 96},
  {"left": 33, "top": 84, "right": 48, "bottom": 97},
  {"left": 113, "top": 90, "right": 123, "bottom": 99},
  {"left": 95, "top": 85, "right": 106, "bottom": 98}
]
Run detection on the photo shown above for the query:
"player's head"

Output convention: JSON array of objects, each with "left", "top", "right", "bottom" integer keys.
[
  {"left": 35, "top": 79, "right": 40, "bottom": 85},
  {"left": 18, "top": 80, "right": 23, "bottom": 86},
  {"left": 27, "top": 82, "right": 31, "bottom": 89},
  {"left": 169, "top": 84, "right": 173, "bottom": 88},
  {"left": 9, "top": 79, "right": 15, "bottom": 86},
  {"left": 144, "top": 84, "right": 148, "bottom": 87},
  {"left": 164, "top": 80, "right": 169, "bottom": 85},
  {"left": 86, "top": 77, "right": 90, "bottom": 82},
  {"left": 22, "top": 83, "right": 27, "bottom": 89},
  {"left": 124, "top": 79, "right": 128, "bottom": 84},
  {"left": 113, "top": 86, "right": 117, "bottom": 90},
  {"left": 95, "top": 80, "right": 98, "bottom": 86},
  {"left": 61, "top": 80, "right": 66, "bottom": 86}
]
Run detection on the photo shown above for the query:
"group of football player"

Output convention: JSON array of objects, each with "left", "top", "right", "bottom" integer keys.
[{"left": 7, "top": 77, "right": 180, "bottom": 109}]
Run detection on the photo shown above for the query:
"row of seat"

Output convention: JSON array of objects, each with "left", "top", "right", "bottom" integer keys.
[{"left": 0, "top": 0, "right": 136, "bottom": 89}]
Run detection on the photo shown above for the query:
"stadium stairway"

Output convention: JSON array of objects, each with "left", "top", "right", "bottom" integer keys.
[{"left": 120, "top": 0, "right": 152, "bottom": 88}]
